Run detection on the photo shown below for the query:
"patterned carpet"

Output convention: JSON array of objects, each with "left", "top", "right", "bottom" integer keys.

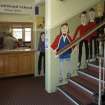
[{"left": 0, "top": 76, "right": 71, "bottom": 105}]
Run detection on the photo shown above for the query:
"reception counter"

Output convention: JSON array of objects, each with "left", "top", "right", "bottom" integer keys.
[{"left": 0, "top": 48, "right": 35, "bottom": 78}]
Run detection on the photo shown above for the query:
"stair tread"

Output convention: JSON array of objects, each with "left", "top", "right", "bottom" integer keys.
[
  {"left": 57, "top": 91, "right": 75, "bottom": 105},
  {"left": 89, "top": 60, "right": 104, "bottom": 67},
  {"left": 80, "top": 68, "right": 99, "bottom": 78},
  {"left": 88, "top": 65, "right": 105, "bottom": 74},
  {"left": 81, "top": 66, "right": 105, "bottom": 79},
  {"left": 60, "top": 84, "right": 95, "bottom": 105},
  {"left": 71, "top": 76, "right": 98, "bottom": 93}
]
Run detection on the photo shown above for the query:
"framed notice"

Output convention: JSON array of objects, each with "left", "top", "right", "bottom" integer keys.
[{"left": 35, "top": 16, "right": 45, "bottom": 29}]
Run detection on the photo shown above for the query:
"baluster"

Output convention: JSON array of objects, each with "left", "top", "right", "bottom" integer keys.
[
  {"left": 103, "top": 41, "right": 105, "bottom": 92},
  {"left": 103, "top": 31, "right": 105, "bottom": 93},
  {"left": 98, "top": 39, "right": 102, "bottom": 105}
]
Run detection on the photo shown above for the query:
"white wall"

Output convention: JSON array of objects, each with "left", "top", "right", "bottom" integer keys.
[
  {"left": 39, "top": 3, "right": 45, "bottom": 17},
  {"left": 50, "top": 0, "right": 100, "bottom": 29}
]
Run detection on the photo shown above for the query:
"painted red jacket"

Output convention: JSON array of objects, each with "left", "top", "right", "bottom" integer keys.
[
  {"left": 73, "top": 24, "right": 90, "bottom": 42},
  {"left": 51, "top": 34, "right": 73, "bottom": 52},
  {"left": 87, "top": 21, "right": 97, "bottom": 41}
]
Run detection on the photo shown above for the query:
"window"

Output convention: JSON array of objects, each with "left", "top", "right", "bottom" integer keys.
[
  {"left": 12, "top": 28, "right": 32, "bottom": 42},
  {"left": 25, "top": 28, "right": 31, "bottom": 42},
  {"left": 13, "top": 28, "right": 22, "bottom": 39}
]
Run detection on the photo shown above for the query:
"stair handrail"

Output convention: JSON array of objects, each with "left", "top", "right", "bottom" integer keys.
[{"left": 56, "top": 20, "right": 105, "bottom": 56}]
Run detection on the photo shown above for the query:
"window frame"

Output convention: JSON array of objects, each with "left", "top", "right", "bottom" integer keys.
[{"left": 0, "top": 22, "right": 33, "bottom": 48}]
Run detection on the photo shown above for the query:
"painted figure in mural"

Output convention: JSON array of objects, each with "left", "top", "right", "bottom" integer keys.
[
  {"left": 51, "top": 23, "right": 73, "bottom": 82},
  {"left": 95, "top": 3, "right": 105, "bottom": 57},
  {"left": 38, "top": 32, "right": 45, "bottom": 76},
  {"left": 73, "top": 11, "right": 89, "bottom": 68},
  {"left": 88, "top": 8, "right": 97, "bottom": 61}
]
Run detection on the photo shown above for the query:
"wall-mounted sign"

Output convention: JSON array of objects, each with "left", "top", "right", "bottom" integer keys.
[{"left": 0, "top": 0, "right": 35, "bottom": 15}]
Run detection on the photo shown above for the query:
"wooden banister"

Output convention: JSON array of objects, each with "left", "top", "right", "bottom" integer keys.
[{"left": 56, "top": 20, "right": 105, "bottom": 56}]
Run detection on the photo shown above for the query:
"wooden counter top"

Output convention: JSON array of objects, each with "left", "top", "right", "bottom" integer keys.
[{"left": 0, "top": 48, "right": 36, "bottom": 54}]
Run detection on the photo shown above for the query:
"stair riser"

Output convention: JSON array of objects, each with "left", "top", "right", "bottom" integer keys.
[
  {"left": 68, "top": 82, "right": 95, "bottom": 104},
  {"left": 71, "top": 76, "right": 99, "bottom": 95},
  {"left": 69, "top": 79, "right": 94, "bottom": 96},
  {"left": 88, "top": 62, "right": 105, "bottom": 70},
  {"left": 57, "top": 88, "right": 79, "bottom": 105},
  {"left": 78, "top": 71, "right": 99, "bottom": 83},
  {"left": 58, "top": 82, "right": 95, "bottom": 105},
  {"left": 97, "top": 57, "right": 105, "bottom": 63}
]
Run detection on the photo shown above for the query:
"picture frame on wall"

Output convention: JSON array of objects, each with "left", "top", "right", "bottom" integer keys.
[{"left": 35, "top": 16, "right": 45, "bottom": 30}]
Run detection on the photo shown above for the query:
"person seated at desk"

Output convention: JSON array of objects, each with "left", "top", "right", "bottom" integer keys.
[{"left": 3, "top": 32, "right": 18, "bottom": 49}]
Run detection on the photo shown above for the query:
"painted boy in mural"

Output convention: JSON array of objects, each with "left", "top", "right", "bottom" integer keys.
[
  {"left": 73, "top": 11, "right": 89, "bottom": 68},
  {"left": 88, "top": 8, "right": 97, "bottom": 61},
  {"left": 51, "top": 23, "right": 73, "bottom": 82}
]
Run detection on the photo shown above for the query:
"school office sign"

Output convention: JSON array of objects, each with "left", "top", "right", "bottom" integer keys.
[{"left": 0, "top": 1, "right": 34, "bottom": 15}]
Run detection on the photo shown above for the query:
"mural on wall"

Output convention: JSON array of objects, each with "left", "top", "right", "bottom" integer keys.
[
  {"left": 51, "top": 23, "right": 74, "bottom": 83},
  {"left": 72, "top": 3, "right": 105, "bottom": 69},
  {"left": 50, "top": 2, "right": 105, "bottom": 83}
]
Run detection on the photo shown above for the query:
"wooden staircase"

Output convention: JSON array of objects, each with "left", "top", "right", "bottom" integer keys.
[{"left": 57, "top": 57, "right": 105, "bottom": 105}]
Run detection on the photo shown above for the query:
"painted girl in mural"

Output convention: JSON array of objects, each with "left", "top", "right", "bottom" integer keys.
[
  {"left": 51, "top": 23, "right": 73, "bottom": 83},
  {"left": 38, "top": 32, "right": 45, "bottom": 76}
]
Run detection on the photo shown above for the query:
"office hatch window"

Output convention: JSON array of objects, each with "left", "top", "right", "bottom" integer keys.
[
  {"left": 25, "top": 28, "right": 31, "bottom": 42},
  {"left": 12, "top": 28, "right": 31, "bottom": 42},
  {"left": 0, "top": 22, "right": 33, "bottom": 48},
  {"left": 13, "top": 28, "right": 22, "bottom": 39}
]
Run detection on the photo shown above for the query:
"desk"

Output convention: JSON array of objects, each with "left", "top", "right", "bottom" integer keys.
[{"left": 0, "top": 48, "right": 35, "bottom": 78}]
